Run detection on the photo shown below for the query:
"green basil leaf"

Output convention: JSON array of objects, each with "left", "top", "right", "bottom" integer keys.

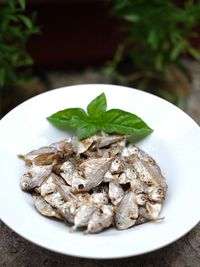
[
  {"left": 87, "top": 93, "right": 107, "bottom": 118},
  {"left": 47, "top": 93, "right": 153, "bottom": 141},
  {"left": 47, "top": 108, "right": 90, "bottom": 128},
  {"left": 101, "top": 109, "right": 153, "bottom": 136},
  {"left": 76, "top": 122, "right": 100, "bottom": 140}
]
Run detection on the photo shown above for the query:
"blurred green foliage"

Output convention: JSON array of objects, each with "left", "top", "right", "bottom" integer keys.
[
  {"left": 0, "top": 0, "right": 39, "bottom": 90},
  {"left": 106, "top": 0, "right": 200, "bottom": 82}
]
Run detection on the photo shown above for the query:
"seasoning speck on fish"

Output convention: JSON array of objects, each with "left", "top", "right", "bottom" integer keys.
[{"left": 19, "top": 133, "right": 167, "bottom": 234}]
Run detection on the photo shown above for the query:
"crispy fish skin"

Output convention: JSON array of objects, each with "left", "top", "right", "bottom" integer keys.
[
  {"left": 90, "top": 192, "right": 109, "bottom": 206},
  {"left": 44, "top": 191, "right": 65, "bottom": 209},
  {"left": 32, "top": 193, "right": 61, "bottom": 219},
  {"left": 32, "top": 153, "right": 59, "bottom": 166},
  {"left": 60, "top": 161, "right": 80, "bottom": 185},
  {"left": 40, "top": 176, "right": 57, "bottom": 196},
  {"left": 72, "top": 158, "right": 112, "bottom": 192},
  {"left": 50, "top": 139, "right": 72, "bottom": 154},
  {"left": 18, "top": 146, "right": 58, "bottom": 164},
  {"left": 108, "top": 181, "right": 124, "bottom": 206},
  {"left": 80, "top": 158, "right": 112, "bottom": 177},
  {"left": 72, "top": 204, "right": 95, "bottom": 230},
  {"left": 86, "top": 205, "right": 114, "bottom": 234},
  {"left": 43, "top": 191, "right": 77, "bottom": 224},
  {"left": 115, "top": 191, "right": 139, "bottom": 230},
  {"left": 71, "top": 136, "right": 93, "bottom": 154},
  {"left": 130, "top": 157, "right": 167, "bottom": 202},
  {"left": 121, "top": 144, "right": 152, "bottom": 162},
  {"left": 110, "top": 158, "right": 125, "bottom": 174},
  {"left": 139, "top": 202, "right": 162, "bottom": 221},
  {"left": 59, "top": 202, "right": 78, "bottom": 224},
  {"left": 94, "top": 135, "right": 128, "bottom": 149},
  {"left": 122, "top": 145, "right": 167, "bottom": 194},
  {"left": 20, "top": 173, "right": 33, "bottom": 192},
  {"left": 19, "top": 139, "right": 72, "bottom": 166},
  {"left": 146, "top": 202, "right": 162, "bottom": 220},
  {"left": 39, "top": 173, "right": 66, "bottom": 197},
  {"left": 20, "top": 165, "right": 52, "bottom": 192}
]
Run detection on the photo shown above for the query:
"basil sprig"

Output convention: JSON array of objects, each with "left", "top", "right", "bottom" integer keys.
[{"left": 47, "top": 93, "right": 153, "bottom": 140}]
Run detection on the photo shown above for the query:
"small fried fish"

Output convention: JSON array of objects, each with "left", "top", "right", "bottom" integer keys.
[
  {"left": 86, "top": 205, "right": 114, "bottom": 234},
  {"left": 115, "top": 191, "right": 138, "bottom": 230},
  {"left": 33, "top": 193, "right": 61, "bottom": 219}
]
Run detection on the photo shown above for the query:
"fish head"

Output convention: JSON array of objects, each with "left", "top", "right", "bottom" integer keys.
[
  {"left": 136, "top": 193, "right": 147, "bottom": 206},
  {"left": 71, "top": 176, "right": 87, "bottom": 192},
  {"left": 91, "top": 192, "right": 109, "bottom": 206},
  {"left": 110, "top": 158, "right": 124, "bottom": 174},
  {"left": 125, "top": 166, "right": 137, "bottom": 180},
  {"left": 147, "top": 186, "right": 165, "bottom": 202},
  {"left": 20, "top": 173, "right": 33, "bottom": 191}
]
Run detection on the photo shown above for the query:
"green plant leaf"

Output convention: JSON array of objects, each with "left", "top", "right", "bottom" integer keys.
[
  {"left": 47, "top": 94, "right": 153, "bottom": 140},
  {"left": 106, "top": 0, "right": 200, "bottom": 81},
  {"left": 123, "top": 14, "right": 140, "bottom": 22},
  {"left": 148, "top": 29, "right": 159, "bottom": 50},
  {"left": 87, "top": 93, "right": 107, "bottom": 118},
  {"left": 155, "top": 53, "right": 164, "bottom": 71},
  {"left": 170, "top": 42, "right": 185, "bottom": 61},
  {"left": 187, "top": 46, "right": 200, "bottom": 61},
  {"left": 47, "top": 108, "right": 90, "bottom": 128},
  {"left": 18, "top": 15, "right": 32, "bottom": 28},
  {"left": 19, "top": 0, "right": 26, "bottom": 10},
  {"left": 76, "top": 122, "right": 100, "bottom": 140},
  {"left": 101, "top": 109, "right": 153, "bottom": 136},
  {"left": 9, "top": 26, "right": 26, "bottom": 41}
]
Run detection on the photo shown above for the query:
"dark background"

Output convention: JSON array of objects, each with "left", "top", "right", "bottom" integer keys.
[
  {"left": 27, "top": 0, "right": 123, "bottom": 70},
  {"left": 26, "top": 0, "right": 200, "bottom": 71}
]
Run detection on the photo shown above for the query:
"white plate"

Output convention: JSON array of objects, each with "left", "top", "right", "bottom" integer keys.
[{"left": 0, "top": 84, "right": 200, "bottom": 259}]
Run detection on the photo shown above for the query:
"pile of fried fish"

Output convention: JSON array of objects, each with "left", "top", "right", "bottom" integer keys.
[{"left": 19, "top": 133, "right": 167, "bottom": 234}]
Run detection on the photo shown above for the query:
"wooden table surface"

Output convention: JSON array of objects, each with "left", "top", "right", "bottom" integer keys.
[{"left": 1, "top": 62, "right": 200, "bottom": 267}]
